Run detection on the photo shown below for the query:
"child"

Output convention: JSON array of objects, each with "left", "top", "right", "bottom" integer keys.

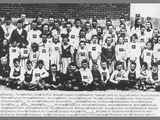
[
  {"left": 138, "top": 62, "right": 150, "bottom": 90},
  {"left": 32, "top": 60, "right": 49, "bottom": 90},
  {"left": 141, "top": 41, "right": 153, "bottom": 69},
  {"left": 153, "top": 37, "right": 160, "bottom": 66},
  {"left": 109, "top": 61, "right": 128, "bottom": 90},
  {"left": 64, "top": 62, "right": 81, "bottom": 91},
  {"left": 91, "top": 63, "right": 105, "bottom": 90},
  {"left": 20, "top": 46, "right": 30, "bottom": 70},
  {"left": 76, "top": 41, "right": 89, "bottom": 68},
  {"left": 147, "top": 63, "right": 160, "bottom": 90},
  {"left": 61, "top": 34, "right": 75, "bottom": 73},
  {"left": 88, "top": 35, "right": 101, "bottom": 69},
  {"left": 50, "top": 36, "right": 62, "bottom": 71},
  {"left": 99, "top": 61, "right": 110, "bottom": 88},
  {"left": 115, "top": 36, "right": 127, "bottom": 70},
  {"left": 127, "top": 34, "right": 141, "bottom": 72},
  {"left": 39, "top": 34, "right": 50, "bottom": 70},
  {"left": 21, "top": 60, "right": 33, "bottom": 90},
  {"left": 79, "top": 59, "right": 93, "bottom": 90},
  {"left": 101, "top": 35, "right": 115, "bottom": 73},
  {"left": 29, "top": 43, "right": 39, "bottom": 68},
  {"left": 9, "top": 41, "right": 20, "bottom": 67},
  {"left": 8, "top": 58, "right": 24, "bottom": 89},
  {"left": 126, "top": 61, "right": 139, "bottom": 89},
  {"left": 47, "top": 64, "right": 64, "bottom": 90},
  {"left": 0, "top": 57, "right": 10, "bottom": 85}
]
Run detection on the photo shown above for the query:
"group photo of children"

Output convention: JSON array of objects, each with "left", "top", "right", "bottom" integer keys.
[{"left": 0, "top": 3, "right": 159, "bottom": 91}]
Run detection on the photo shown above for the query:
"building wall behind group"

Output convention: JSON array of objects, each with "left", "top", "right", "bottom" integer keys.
[{"left": 0, "top": 3, "right": 130, "bottom": 20}]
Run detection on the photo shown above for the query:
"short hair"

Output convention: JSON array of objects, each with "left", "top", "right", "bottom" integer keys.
[
  {"left": 142, "top": 62, "right": 148, "bottom": 69},
  {"left": 152, "top": 62, "right": 158, "bottom": 67},
  {"left": 130, "top": 61, "right": 136, "bottom": 66},
  {"left": 81, "top": 59, "right": 88, "bottom": 64},
  {"left": 13, "top": 58, "right": 20, "bottom": 64},
  {"left": 37, "top": 60, "right": 44, "bottom": 65},
  {"left": 51, "top": 64, "right": 57, "bottom": 68},
  {"left": 115, "top": 61, "right": 123, "bottom": 67}
]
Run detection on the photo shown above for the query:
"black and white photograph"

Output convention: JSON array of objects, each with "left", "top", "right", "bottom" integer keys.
[{"left": 0, "top": 2, "right": 132, "bottom": 91}]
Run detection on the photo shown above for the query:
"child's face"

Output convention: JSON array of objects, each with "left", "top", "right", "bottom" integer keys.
[
  {"left": 152, "top": 66, "right": 158, "bottom": 72},
  {"left": 92, "top": 64, "right": 98, "bottom": 70},
  {"left": 101, "top": 62, "right": 107, "bottom": 69},
  {"left": 14, "top": 61, "right": 20, "bottom": 67},
  {"left": 106, "top": 37, "right": 112, "bottom": 45},
  {"left": 119, "top": 37, "right": 124, "bottom": 44},
  {"left": 38, "top": 63, "right": 43, "bottom": 69},
  {"left": 82, "top": 62, "right": 88, "bottom": 69},
  {"left": 146, "top": 42, "right": 152, "bottom": 49},
  {"left": 63, "top": 37, "right": 68, "bottom": 44},
  {"left": 117, "top": 64, "right": 122, "bottom": 71},
  {"left": 80, "top": 42, "right": 85, "bottom": 48},
  {"left": 27, "top": 63, "right": 32, "bottom": 70},
  {"left": 130, "top": 64, "right": 136, "bottom": 71},
  {"left": 75, "top": 20, "right": 81, "bottom": 27},
  {"left": 70, "top": 65, "right": 76, "bottom": 72},
  {"left": 92, "top": 36, "right": 98, "bottom": 44},
  {"left": 32, "top": 47, "right": 37, "bottom": 52},
  {"left": 51, "top": 66, "right": 57, "bottom": 72},
  {"left": 142, "top": 65, "right": 147, "bottom": 71},
  {"left": 3, "top": 40, "right": 7, "bottom": 46},
  {"left": 43, "top": 25, "right": 49, "bottom": 31}
]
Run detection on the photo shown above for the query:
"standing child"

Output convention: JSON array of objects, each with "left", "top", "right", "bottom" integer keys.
[
  {"left": 76, "top": 41, "right": 89, "bottom": 68},
  {"left": 141, "top": 41, "right": 153, "bottom": 70},
  {"left": 88, "top": 35, "right": 101, "bottom": 69},
  {"left": 29, "top": 43, "right": 39, "bottom": 68},
  {"left": 50, "top": 36, "right": 62, "bottom": 71},
  {"left": 61, "top": 34, "right": 75, "bottom": 73}
]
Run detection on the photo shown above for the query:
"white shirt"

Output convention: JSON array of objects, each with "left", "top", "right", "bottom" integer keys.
[{"left": 79, "top": 68, "right": 93, "bottom": 84}]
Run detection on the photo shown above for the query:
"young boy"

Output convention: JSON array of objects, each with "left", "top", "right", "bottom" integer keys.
[
  {"left": 9, "top": 41, "right": 20, "bottom": 68},
  {"left": 61, "top": 34, "right": 75, "bottom": 73},
  {"left": 79, "top": 59, "right": 93, "bottom": 90},
  {"left": 64, "top": 62, "right": 81, "bottom": 91},
  {"left": 76, "top": 41, "right": 89, "bottom": 68},
  {"left": 39, "top": 34, "right": 50, "bottom": 70},
  {"left": 50, "top": 36, "right": 62, "bottom": 71},
  {"left": 99, "top": 61, "right": 110, "bottom": 87},
  {"left": 115, "top": 36, "right": 127, "bottom": 70},
  {"left": 141, "top": 41, "right": 153, "bottom": 69},
  {"left": 88, "top": 35, "right": 101, "bottom": 69},
  {"left": 32, "top": 60, "right": 49, "bottom": 90},
  {"left": 91, "top": 63, "right": 105, "bottom": 90},
  {"left": 47, "top": 64, "right": 64, "bottom": 90},
  {"left": 8, "top": 58, "right": 23, "bottom": 89},
  {"left": 101, "top": 35, "right": 115, "bottom": 73},
  {"left": 126, "top": 61, "right": 139, "bottom": 89},
  {"left": 29, "top": 43, "right": 39, "bottom": 68},
  {"left": 0, "top": 57, "right": 10, "bottom": 85},
  {"left": 138, "top": 62, "right": 151, "bottom": 90},
  {"left": 109, "top": 61, "right": 128, "bottom": 90},
  {"left": 20, "top": 60, "right": 33, "bottom": 90}
]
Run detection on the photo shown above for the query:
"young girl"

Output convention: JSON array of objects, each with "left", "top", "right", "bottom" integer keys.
[{"left": 141, "top": 41, "right": 153, "bottom": 69}]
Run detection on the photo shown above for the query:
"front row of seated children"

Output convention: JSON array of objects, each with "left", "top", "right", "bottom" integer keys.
[{"left": 0, "top": 57, "right": 160, "bottom": 91}]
